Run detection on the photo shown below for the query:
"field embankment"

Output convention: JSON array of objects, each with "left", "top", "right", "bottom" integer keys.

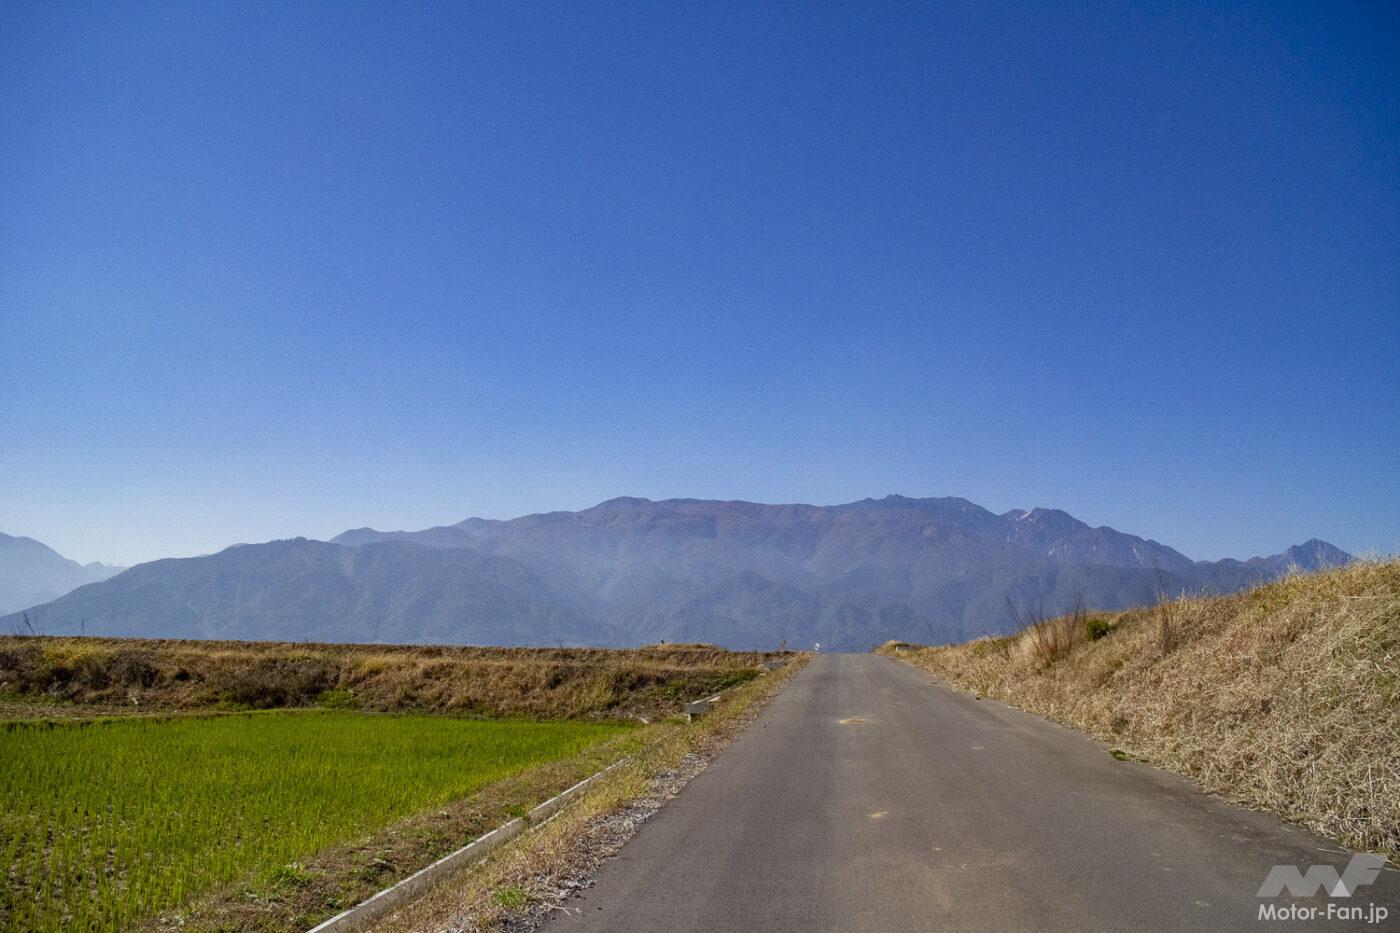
[
  {"left": 879, "top": 559, "right": 1400, "bottom": 855},
  {"left": 0, "top": 637, "right": 773, "bottom": 720}
]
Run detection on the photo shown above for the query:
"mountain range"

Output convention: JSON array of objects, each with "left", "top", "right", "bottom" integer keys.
[
  {"left": 0, "top": 496, "right": 1351, "bottom": 649},
  {"left": 0, "top": 532, "right": 125, "bottom": 618}
]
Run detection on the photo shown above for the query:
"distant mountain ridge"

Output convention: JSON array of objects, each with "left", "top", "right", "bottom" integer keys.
[
  {"left": 3, "top": 496, "right": 1351, "bottom": 649},
  {"left": 3, "top": 537, "right": 603, "bottom": 645},
  {"left": 0, "top": 532, "right": 124, "bottom": 617}
]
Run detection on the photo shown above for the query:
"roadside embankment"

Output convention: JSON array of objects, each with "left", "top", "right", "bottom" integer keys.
[{"left": 880, "top": 560, "right": 1400, "bottom": 855}]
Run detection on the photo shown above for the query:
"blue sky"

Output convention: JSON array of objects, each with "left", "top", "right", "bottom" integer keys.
[{"left": 1, "top": 1, "right": 1396, "bottom": 566}]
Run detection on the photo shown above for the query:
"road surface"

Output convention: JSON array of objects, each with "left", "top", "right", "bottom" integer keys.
[{"left": 543, "top": 653, "right": 1399, "bottom": 931}]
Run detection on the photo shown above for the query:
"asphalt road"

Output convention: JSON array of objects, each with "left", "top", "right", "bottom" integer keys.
[{"left": 543, "top": 653, "right": 1400, "bottom": 932}]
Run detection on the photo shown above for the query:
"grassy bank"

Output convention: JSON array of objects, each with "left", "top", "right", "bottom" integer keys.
[
  {"left": 1, "top": 711, "right": 629, "bottom": 932},
  {"left": 0, "top": 638, "right": 772, "bottom": 720},
  {"left": 880, "top": 560, "right": 1399, "bottom": 856}
]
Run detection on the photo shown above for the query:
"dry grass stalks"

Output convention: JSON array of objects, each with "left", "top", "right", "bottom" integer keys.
[
  {"left": 882, "top": 560, "right": 1400, "bottom": 855},
  {"left": 0, "top": 637, "right": 781, "bottom": 721},
  {"left": 1006, "top": 596, "right": 1086, "bottom": 668}
]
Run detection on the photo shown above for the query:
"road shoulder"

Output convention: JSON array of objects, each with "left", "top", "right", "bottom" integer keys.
[{"left": 369, "top": 654, "right": 811, "bottom": 933}]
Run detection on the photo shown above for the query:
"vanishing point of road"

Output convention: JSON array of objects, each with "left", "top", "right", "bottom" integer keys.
[{"left": 544, "top": 653, "right": 1400, "bottom": 932}]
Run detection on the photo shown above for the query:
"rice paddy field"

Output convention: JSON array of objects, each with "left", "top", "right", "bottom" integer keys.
[{"left": 0, "top": 710, "right": 630, "bottom": 932}]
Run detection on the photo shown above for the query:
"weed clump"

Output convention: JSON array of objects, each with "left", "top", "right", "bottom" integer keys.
[{"left": 1084, "top": 616, "right": 1115, "bottom": 641}]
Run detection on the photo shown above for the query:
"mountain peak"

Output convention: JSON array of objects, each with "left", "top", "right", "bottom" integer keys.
[
  {"left": 0, "top": 532, "right": 123, "bottom": 616},
  {"left": 1279, "top": 539, "right": 1352, "bottom": 571},
  {"left": 591, "top": 496, "right": 653, "bottom": 510},
  {"left": 846, "top": 494, "right": 921, "bottom": 509},
  {"left": 1017, "top": 507, "right": 1091, "bottom": 533}
]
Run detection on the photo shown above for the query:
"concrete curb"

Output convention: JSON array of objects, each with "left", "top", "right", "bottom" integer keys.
[
  {"left": 683, "top": 690, "right": 725, "bottom": 719},
  {"left": 305, "top": 758, "right": 629, "bottom": 933},
  {"left": 684, "top": 679, "right": 750, "bottom": 719}
]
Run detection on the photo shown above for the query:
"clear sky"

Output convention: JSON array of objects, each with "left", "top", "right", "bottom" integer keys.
[{"left": 1, "top": 1, "right": 1396, "bottom": 567}]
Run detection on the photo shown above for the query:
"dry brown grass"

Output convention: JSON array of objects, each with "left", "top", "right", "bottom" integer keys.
[
  {"left": 0, "top": 637, "right": 781, "bottom": 721},
  {"left": 1005, "top": 595, "right": 1086, "bottom": 668},
  {"left": 880, "top": 560, "right": 1400, "bottom": 855}
]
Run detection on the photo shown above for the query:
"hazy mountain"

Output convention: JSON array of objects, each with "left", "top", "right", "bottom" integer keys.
[
  {"left": 327, "top": 496, "right": 1350, "bottom": 647},
  {"left": 3, "top": 497, "right": 1351, "bottom": 649},
  {"left": 0, "top": 533, "right": 124, "bottom": 617},
  {"left": 2, "top": 537, "right": 610, "bottom": 645}
]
